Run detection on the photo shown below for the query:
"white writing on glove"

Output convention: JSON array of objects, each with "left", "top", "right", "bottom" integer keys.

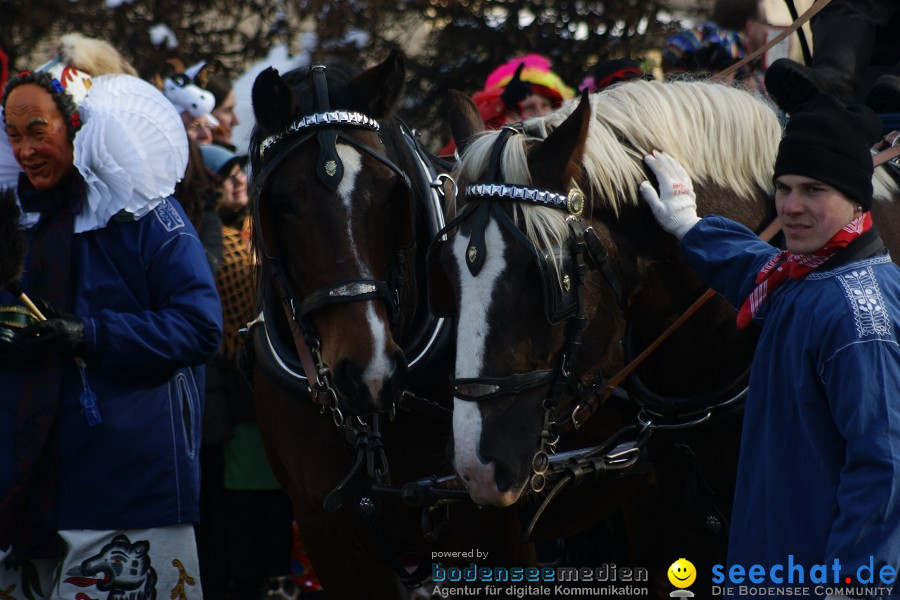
[{"left": 639, "top": 150, "right": 701, "bottom": 240}]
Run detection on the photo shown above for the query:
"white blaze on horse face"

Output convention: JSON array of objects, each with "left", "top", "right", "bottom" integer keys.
[
  {"left": 336, "top": 143, "right": 393, "bottom": 395},
  {"left": 452, "top": 218, "right": 518, "bottom": 506},
  {"left": 337, "top": 144, "right": 366, "bottom": 274}
]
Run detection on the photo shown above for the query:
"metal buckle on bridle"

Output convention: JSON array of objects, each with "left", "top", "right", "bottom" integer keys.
[
  {"left": 570, "top": 402, "right": 590, "bottom": 430},
  {"left": 434, "top": 173, "right": 457, "bottom": 201}
]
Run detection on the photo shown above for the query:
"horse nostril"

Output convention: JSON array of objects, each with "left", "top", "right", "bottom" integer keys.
[
  {"left": 478, "top": 454, "right": 526, "bottom": 493},
  {"left": 332, "top": 358, "right": 373, "bottom": 413},
  {"left": 491, "top": 461, "right": 520, "bottom": 493},
  {"left": 383, "top": 351, "right": 408, "bottom": 403}
]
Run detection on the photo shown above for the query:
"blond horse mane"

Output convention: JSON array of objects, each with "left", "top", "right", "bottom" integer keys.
[{"left": 453, "top": 79, "right": 783, "bottom": 267}]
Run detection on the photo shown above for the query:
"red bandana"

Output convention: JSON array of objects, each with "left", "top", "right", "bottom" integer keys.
[{"left": 736, "top": 212, "right": 872, "bottom": 329}]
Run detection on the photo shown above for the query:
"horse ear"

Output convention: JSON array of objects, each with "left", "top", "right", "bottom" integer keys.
[
  {"left": 448, "top": 89, "right": 484, "bottom": 155},
  {"left": 252, "top": 67, "right": 295, "bottom": 134},
  {"left": 527, "top": 90, "right": 591, "bottom": 189},
  {"left": 348, "top": 49, "right": 406, "bottom": 118}
]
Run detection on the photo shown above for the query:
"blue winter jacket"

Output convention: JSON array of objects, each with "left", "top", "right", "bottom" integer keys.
[
  {"left": 682, "top": 216, "right": 900, "bottom": 598},
  {"left": 0, "top": 195, "right": 223, "bottom": 530}
]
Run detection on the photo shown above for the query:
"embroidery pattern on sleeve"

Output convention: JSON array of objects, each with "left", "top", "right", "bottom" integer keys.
[{"left": 839, "top": 266, "right": 892, "bottom": 338}]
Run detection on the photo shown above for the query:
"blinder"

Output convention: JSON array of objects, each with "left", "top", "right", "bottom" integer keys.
[
  {"left": 426, "top": 205, "right": 578, "bottom": 324},
  {"left": 537, "top": 245, "right": 579, "bottom": 325},
  {"left": 483, "top": 199, "right": 580, "bottom": 325}
]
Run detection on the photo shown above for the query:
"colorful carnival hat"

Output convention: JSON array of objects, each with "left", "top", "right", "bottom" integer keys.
[
  {"left": 34, "top": 57, "right": 94, "bottom": 105},
  {"left": 482, "top": 54, "right": 575, "bottom": 107},
  {"left": 0, "top": 34, "right": 188, "bottom": 232}
]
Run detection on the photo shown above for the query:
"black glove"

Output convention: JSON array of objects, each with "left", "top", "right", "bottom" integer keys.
[
  {"left": 499, "top": 63, "right": 532, "bottom": 112},
  {"left": 19, "top": 315, "right": 85, "bottom": 356},
  {"left": 1, "top": 299, "right": 85, "bottom": 360}
]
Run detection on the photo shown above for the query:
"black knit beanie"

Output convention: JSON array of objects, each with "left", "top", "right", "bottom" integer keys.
[{"left": 773, "top": 92, "right": 883, "bottom": 209}]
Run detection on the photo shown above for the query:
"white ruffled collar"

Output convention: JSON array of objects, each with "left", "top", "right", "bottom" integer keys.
[{"left": 0, "top": 74, "right": 188, "bottom": 233}]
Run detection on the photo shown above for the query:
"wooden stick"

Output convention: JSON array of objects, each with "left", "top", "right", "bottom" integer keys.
[{"left": 7, "top": 281, "right": 47, "bottom": 322}]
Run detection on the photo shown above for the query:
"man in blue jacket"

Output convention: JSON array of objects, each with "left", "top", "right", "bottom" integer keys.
[
  {"left": 639, "top": 93, "right": 900, "bottom": 599},
  {"left": 0, "top": 36, "right": 221, "bottom": 599}
]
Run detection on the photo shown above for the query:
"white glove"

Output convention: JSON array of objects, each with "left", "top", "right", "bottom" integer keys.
[{"left": 639, "top": 150, "right": 701, "bottom": 240}]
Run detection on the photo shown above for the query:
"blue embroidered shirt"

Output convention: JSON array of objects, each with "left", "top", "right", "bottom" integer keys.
[{"left": 681, "top": 216, "right": 900, "bottom": 596}]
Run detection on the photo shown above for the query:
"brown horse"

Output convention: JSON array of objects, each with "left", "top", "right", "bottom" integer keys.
[
  {"left": 436, "top": 79, "right": 900, "bottom": 596},
  {"left": 245, "top": 52, "right": 531, "bottom": 599}
]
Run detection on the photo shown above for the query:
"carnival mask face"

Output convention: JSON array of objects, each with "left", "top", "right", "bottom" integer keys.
[{"left": 4, "top": 84, "right": 75, "bottom": 190}]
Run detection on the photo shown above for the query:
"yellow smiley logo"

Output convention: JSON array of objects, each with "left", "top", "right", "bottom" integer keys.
[{"left": 668, "top": 558, "right": 696, "bottom": 588}]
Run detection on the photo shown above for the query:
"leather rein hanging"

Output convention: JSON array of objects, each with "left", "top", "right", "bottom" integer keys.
[{"left": 251, "top": 64, "right": 412, "bottom": 421}]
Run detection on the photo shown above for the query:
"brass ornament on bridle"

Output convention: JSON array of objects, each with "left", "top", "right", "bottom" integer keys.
[{"left": 566, "top": 188, "right": 585, "bottom": 216}]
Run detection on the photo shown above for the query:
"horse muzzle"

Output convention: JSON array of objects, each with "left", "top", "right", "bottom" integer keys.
[{"left": 332, "top": 349, "right": 407, "bottom": 416}]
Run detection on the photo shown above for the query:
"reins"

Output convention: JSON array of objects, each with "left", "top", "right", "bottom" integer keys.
[
  {"left": 561, "top": 217, "right": 782, "bottom": 433},
  {"left": 709, "top": 0, "right": 832, "bottom": 83}
]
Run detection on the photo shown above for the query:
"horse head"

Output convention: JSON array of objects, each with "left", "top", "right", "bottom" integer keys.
[
  {"left": 435, "top": 91, "right": 628, "bottom": 505},
  {"left": 249, "top": 51, "right": 416, "bottom": 417}
]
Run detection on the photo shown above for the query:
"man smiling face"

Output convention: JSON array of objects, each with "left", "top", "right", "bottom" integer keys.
[
  {"left": 4, "top": 83, "right": 75, "bottom": 190},
  {"left": 775, "top": 174, "right": 860, "bottom": 254}
]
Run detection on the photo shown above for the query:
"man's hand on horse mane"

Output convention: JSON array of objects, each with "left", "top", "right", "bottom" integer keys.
[{"left": 640, "top": 150, "right": 701, "bottom": 240}]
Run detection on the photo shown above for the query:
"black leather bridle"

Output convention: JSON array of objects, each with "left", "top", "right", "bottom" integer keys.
[
  {"left": 251, "top": 64, "right": 414, "bottom": 415},
  {"left": 428, "top": 126, "right": 628, "bottom": 493}
]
